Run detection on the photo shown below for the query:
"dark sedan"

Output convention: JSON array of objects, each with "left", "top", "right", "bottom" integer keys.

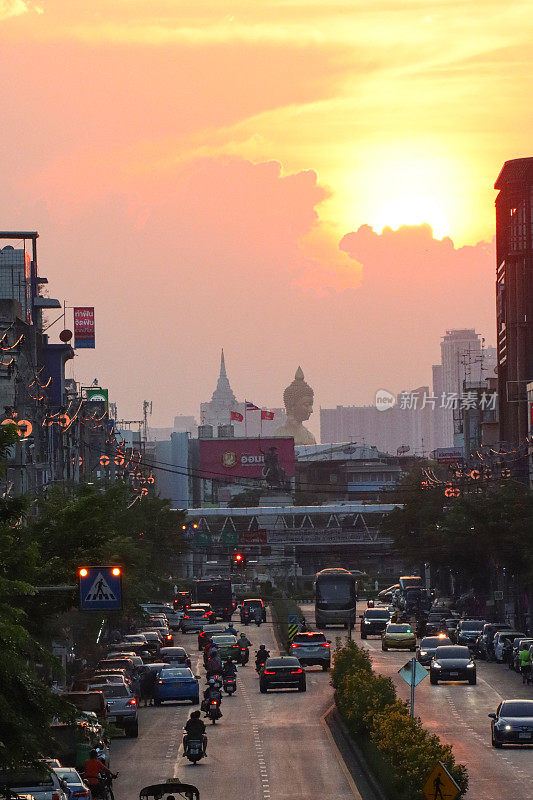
[
  {"left": 360, "top": 609, "right": 390, "bottom": 639},
  {"left": 455, "top": 619, "right": 486, "bottom": 648},
  {"left": 160, "top": 647, "right": 191, "bottom": 667},
  {"left": 259, "top": 657, "right": 306, "bottom": 693},
  {"left": 490, "top": 699, "right": 533, "bottom": 747},
  {"left": 430, "top": 645, "right": 476, "bottom": 685},
  {"left": 417, "top": 635, "right": 452, "bottom": 667}
]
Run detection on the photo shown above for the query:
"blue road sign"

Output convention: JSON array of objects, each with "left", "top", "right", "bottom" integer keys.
[
  {"left": 288, "top": 614, "right": 299, "bottom": 625},
  {"left": 79, "top": 566, "right": 122, "bottom": 611}
]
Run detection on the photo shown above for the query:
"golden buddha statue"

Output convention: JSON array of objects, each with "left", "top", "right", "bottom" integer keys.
[{"left": 274, "top": 366, "right": 317, "bottom": 445}]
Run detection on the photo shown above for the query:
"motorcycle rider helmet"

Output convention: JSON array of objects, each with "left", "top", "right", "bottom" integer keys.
[
  {"left": 208, "top": 677, "right": 216, "bottom": 685},
  {"left": 259, "top": 644, "right": 266, "bottom": 650}
]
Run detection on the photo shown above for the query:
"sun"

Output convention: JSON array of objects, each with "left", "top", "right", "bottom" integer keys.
[{"left": 374, "top": 194, "right": 451, "bottom": 239}]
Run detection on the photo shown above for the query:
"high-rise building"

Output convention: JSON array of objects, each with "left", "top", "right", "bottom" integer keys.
[{"left": 495, "top": 158, "right": 533, "bottom": 447}]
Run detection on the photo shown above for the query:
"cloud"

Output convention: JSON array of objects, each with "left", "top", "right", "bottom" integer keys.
[{"left": 0, "top": 0, "right": 30, "bottom": 21}]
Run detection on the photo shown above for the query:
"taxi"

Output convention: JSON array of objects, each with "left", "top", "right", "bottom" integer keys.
[
  {"left": 210, "top": 633, "right": 241, "bottom": 661},
  {"left": 381, "top": 623, "right": 416, "bottom": 651}
]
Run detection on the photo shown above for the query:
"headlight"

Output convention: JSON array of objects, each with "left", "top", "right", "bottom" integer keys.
[
  {"left": 467, "top": 662, "right": 475, "bottom": 668},
  {"left": 364, "top": 620, "right": 372, "bottom": 625},
  {"left": 419, "top": 651, "right": 427, "bottom": 656},
  {"left": 432, "top": 662, "right": 442, "bottom": 669},
  {"left": 504, "top": 724, "right": 512, "bottom": 731}
]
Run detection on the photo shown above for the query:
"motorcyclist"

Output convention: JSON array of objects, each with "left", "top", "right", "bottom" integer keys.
[
  {"left": 222, "top": 658, "right": 237, "bottom": 678},
  {"left": 255, "top": 644, "right": 270, "bottom": 669},
  {"left": 183, "top": 709, "right": 207, "bottom": 755},
  {"left": 239, "top": 632, "right": 251, "bottom": 648},
  {"left": 206, "top": 651, "right": 223, "bottom": 678},
  {"left": 202, "top": 677, "right": 222, "bottom": 716},
  {"left": 83, "top": 750, "right": 114, "bottom": 797},
  {"left": 253, "top": 607, "right": 263, "bottom": 625},
  {"left": 519, "top": 644, "right": 532, "bottom": 684},
  {"left": 224, "top": 622, "right": 237, "bottom": 635}
]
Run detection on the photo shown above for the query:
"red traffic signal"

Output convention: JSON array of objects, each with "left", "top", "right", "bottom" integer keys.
[{"left": 232, "top": 552, "right": 246, "bottom": 569}]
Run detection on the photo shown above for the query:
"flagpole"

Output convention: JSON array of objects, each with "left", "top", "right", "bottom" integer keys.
[
  {"left": 244, "top": 399, "right": 248, "bottom": 437},
  {"left": 260, "top": 412, "right": 263, "bottom": 439}
]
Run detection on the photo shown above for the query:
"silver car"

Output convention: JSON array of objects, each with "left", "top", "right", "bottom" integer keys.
[
  {"left": 0, "top": 766, "right": 68, "bottom": 800},
  {"left": 91, "top": 683, "right": 138, "bottom": 737},
  {"left": 289, "top": 632, "right": 331, "bottom": 670}
]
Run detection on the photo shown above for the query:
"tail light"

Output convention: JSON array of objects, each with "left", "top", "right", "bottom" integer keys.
[
  {"left": 127, "top": 698, "right": 137, "bottom": 705},
  {"left": 52, "top": 792, "right": 60, "bottom": 800},
  {"left": 166, "top": 634, "right": 172, "bottom": 640},
  {"left": 184, "top": 615, "right": 190, "bottom": 619},
  {"left": 210, "top": 700, "right": 217, "bottom": 705},
  {"left": 263, "top": 669, "right": 275, "bottom": 675},
  {"left": 158, "top": 680, "right": 163, "bottom": 684},
  {"left": 291, "top": 643, "right": 297, "bottom": 648},
  {"left": 202, "top": 614, "right": 209, "bottom": 619},
  {"left": 320, "top": 643, "right": 331, "bottom": 647},
  {"left": 291, "top": 668, "right": 303, "bottom": 674}
]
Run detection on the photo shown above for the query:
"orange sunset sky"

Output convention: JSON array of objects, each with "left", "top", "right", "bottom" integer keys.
[{"left": 1, "top": 0, "right": 532, "bottom": 429}]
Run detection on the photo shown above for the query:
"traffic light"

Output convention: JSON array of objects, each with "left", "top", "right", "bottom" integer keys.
[{"left": 231, "top": 552, "right": 247, "bottom": 571}]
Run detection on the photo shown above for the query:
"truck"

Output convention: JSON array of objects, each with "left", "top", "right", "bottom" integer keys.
[{"left": 194, "top": 578, "right": 234, "bottom": 621}]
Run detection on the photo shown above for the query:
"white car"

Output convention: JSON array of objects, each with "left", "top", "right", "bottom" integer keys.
[
  {"left": 0, "top": 766, "right": 68, "bottom": 800},
  {"left": 493, "top": 630, "right": 526, "bottom": 662}
]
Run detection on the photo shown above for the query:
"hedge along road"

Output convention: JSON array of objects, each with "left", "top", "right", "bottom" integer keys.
[
  {"left": 111, "top": 607, "right": 359, "bottom": 800},
  {"left": 301, "top": 601, "right": 533, "bottom": 800}
]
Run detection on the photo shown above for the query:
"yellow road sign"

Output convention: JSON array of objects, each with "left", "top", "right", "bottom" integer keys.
[
  {"left": 288, "top": 623, "right": 298, "bottom": 642},
  {"left": 423, "top": 762, "right": 460, "bottom": 800}
]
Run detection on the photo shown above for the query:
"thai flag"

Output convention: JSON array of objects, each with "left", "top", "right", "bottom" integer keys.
[{"left": 246, "top": 402, "right": 260, "bottom": 411}]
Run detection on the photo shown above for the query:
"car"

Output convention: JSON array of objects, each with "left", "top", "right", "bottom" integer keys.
[
  {"left": 160, "top": 647, "right": 191, "bottom": 667},
  {"left": 120, "top": 634, "right": 148, "bottom": 652},
  {"left": 493, "top": 630, "right": 526, "bottom": 663},
  {"left": 86, "top": 673, "right": 128, "bottom": 688},
  {"left": 181, "top": 607, "right": 213, "bottom": 633},
  {"left": 425, "top": 613, "right": 448, "bottom": 637},
  {"left": 429, "top": 645, "right": 476, "bottom": 685},
  {"left": 53, "top": 768, "right": 91, "bottom": 800},
  {"left": 240, "top": 598, "right": 266, "bottom": 623},
  {"left": 154, "top": 666, "right": 199, "bottom": 705},
  {"left": 382, "top": 623, "right": 416, "bottom": 651},
  {"left": 455, "top": 619, "right": 487, "bottom": 648},
  {"left": 289, "top": 632, "right": 331, "bottom": 670},
  {"left": 197, "top": 623, "right": 226, "bottom": 650},
  {"left": 146, "top": 617, "right": 175, "bottom": 644},
  {"left": 186, "top": 603, "right": 214, "bottom": 619},
  {"left": 137, "top": 631, "right": 162, "bottom": 655},
  {"left": 490, "top": 699, "right": 533, "bottom": 747},
  {"left": 443, "top": 618, "right": 459, "bottom": 642},
  {"left": 106, "top": 652, "right": 144, "bottom": 669},
  {"left": 0, "top": 766, "right": 68, "bottom": 800},
  {"left": 416, "top": 635, "right": 452, "bottom": 666},
  {"left": 473, "top": 622, "right": 509, "bottom": 658},
  {"left": 259, "top": 656, "right": 306, "bottom": 693},
  {"left": 61, "top": 690, "right": 107, "bottom": 722},
  {"left": 96, "top": 657, "right": 136, "bottom": 678},
  {"left": 360, "top": 608, "right": 391, "bottom": 638},
  {"left": 141, "top": 603, "right": 183, "bottom": 630},
  {"left": 210, "top": 634, "right": 241, "bottom": 661},
  {"left": 91, "top": 683, "right": 139, "bottom": 737}
]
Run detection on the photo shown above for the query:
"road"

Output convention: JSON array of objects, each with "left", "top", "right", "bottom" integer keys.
[
  {"left": 112, "top": 610, "right": 358, "bottom": 800},
  {"left": 301, "top": 601, "right": 533, "bottom": 800}
]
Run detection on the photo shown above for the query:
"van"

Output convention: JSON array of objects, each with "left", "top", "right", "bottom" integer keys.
[{"left": 141, "top": 603, "right": 183, "bottom": 630}]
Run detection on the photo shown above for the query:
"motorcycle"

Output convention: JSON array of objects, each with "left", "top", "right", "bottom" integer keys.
[
  {"left": 207, "top": 699, "right": 222, "bottom": 724},
  {"left": 92, "top": 773, "right": 118, "bottom": 800},
  {"left": 239, "top": 646, "right": 249, "bottom": 666},
  {"left": 183, "top": 734, "right": 205, "bottom": 765},
  {"left": 223, "top": 676, "right": 236, "bottom": 695}
]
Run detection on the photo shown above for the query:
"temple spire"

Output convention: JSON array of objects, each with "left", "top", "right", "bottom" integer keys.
[{"left": 220, "top": 348, "right": 227, "bottom": 379}]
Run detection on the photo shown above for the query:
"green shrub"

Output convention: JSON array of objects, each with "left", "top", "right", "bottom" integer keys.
[
  {"left": 331, "top": 639, "right": 372, "bottom": 689},
  {"left": 371, "top": 707, "right": 468, "bottom": 799},
  {"left": 332, "top": 641, "right": 468, "bottom": 799}
]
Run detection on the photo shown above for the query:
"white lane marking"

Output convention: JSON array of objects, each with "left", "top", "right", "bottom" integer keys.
[{"left": 241, "top": 673, "right": 271, "bottom": 799}]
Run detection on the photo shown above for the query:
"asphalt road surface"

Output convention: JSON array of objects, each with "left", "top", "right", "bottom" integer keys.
[
  {"left": 111, "top": 609, "right": 358, "bottom": 800},
  {"left": 301, "top": 600, "right": 533, "bottom": 800}
]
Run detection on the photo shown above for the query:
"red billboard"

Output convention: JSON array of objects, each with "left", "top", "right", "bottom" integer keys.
[
  {"left": 199, "top": 437, "right": 295, "bottom": 480},
  {"left": 73, "top": 307, "right": 95, "bottom": 349}
]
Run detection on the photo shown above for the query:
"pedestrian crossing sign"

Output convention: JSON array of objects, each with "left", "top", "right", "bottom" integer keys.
[
  {"left": 79, "top": 566, "right": 122, "bottom": 611},
  {"left": 422, "top": 762, "right": 460, "bottom": 800}
]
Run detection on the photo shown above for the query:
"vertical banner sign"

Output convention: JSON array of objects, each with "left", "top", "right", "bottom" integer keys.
[{"left": 73, "top": 307, "right": 95, "bottom": 349}]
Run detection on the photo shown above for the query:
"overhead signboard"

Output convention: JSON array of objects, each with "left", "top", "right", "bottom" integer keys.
[
  {"left": 73, "top": 307, "right": 95, "bottom": 349},
  {"left": 86, "top": 387, "right": 109, "bottom": 411},
  {"left": 78, "top": 566, "right": 122, "bottom": 611},
  {"left": 199, "top": 437, "right": 295, "bottom": 481},
  {"left": 434, "top": 447, "right": 464, "bottom": 464}
]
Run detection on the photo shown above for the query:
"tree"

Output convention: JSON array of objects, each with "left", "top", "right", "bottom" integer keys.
[{"left": 0, "top": 425, "right": 72, "bottom": 768}]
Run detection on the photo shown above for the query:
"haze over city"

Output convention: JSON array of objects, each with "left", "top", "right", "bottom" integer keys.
[{"left": 2, "top": 0, "right": 530, "bottom": 424}]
